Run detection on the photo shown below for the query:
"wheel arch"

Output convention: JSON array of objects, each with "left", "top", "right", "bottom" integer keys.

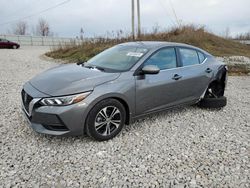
[
  {"left": 84, "top": 94, "right": 131, "bottom": 133},
  {"left": 209, "top": 65, "right": 227, "bottom": 86},
  {"left": 205, "top": 65, "right": 227, "bottom": 97},
  {"left": 111, "top": 97, "right": 130, "bottom": 125}
]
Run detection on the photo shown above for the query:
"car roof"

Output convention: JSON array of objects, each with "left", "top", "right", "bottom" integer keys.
[{"left": 119, "top": 41, "right": 211, "bottom": 55}]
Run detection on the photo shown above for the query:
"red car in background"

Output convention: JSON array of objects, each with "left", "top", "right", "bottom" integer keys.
[{"left": 0, "top": 38, "right": 20, "bottom": 49}]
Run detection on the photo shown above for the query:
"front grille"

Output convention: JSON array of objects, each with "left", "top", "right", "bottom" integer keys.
[{"left": 21, "top": 89, "right": 33, "bottom": 114}]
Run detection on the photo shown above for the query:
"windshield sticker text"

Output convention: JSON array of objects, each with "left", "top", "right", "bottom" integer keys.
[{"left": 126, "top": 52, "right": 144, "bottom": 57}]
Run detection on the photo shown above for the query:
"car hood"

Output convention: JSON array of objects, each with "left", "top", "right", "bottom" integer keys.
[{"left": 29, "top": 64, "right": 120, "bottom": 96}]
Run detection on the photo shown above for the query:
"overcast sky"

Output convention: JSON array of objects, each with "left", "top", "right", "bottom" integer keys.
[{"left": 0, "top": 0, "right": 249, "bottom": 37}]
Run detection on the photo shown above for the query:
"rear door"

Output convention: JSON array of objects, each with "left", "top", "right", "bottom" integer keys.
[{"left": 176, "top": 47, "right": 212, "bottom": 100}]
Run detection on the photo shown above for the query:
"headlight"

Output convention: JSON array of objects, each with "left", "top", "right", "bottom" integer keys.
[{"left": 40, "top": 92, "right": 91, "bottom": 106}]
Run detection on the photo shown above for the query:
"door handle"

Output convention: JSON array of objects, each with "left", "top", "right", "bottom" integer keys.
[
  {"left": 205, "top": 68, "right": 213, "bottom": 73},
  {"left": 172, "top": 74, "right": 182, "bottom": 80}
]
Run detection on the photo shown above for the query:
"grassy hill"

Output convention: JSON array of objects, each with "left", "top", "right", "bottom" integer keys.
[{"left": 46, "top": 25, "right": 250, "bottom": 74}]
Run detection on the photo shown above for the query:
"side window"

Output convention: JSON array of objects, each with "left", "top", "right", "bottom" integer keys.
[
  {"left": 144, "top": 48, "right": 177, "bottom": 70},
  {"left": 179, "top": 48, "right": 199, "bottom": 66},
  {"left": 198, "top": 51, "right": 206, "bottom": 63}
]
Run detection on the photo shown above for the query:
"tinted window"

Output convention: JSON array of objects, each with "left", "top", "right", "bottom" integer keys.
[
  {"left": 198, "top": 51, "right": 206, "bottom": 63},
  {"left": 144, "top": 48, "right": 177, "bottom": 70},
  {"left": 179, "top": 48, "right": 199, "bottom": 66}
]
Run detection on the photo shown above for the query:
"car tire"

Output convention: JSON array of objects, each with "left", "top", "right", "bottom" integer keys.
[
  {"left": 86, "top": 99, "right": 126, "bottom": 141},
  {"left": 198, "top": 96, "right": 227, "bottom": 109},
  {"left": 13, "top": 45, "right": 17, "bottom": 49}
]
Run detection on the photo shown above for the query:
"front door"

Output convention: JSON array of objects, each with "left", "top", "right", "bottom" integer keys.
[{"left": 135, "top": 47, "right": 184, "bottom": 115}]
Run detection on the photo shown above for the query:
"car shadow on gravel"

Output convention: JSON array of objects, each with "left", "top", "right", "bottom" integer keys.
[
  {"left": 123, "top": 105, "right": 225, "bottom": 133},
  {"left": 18, "top": 105, "right": 224, "bottom": 143}
]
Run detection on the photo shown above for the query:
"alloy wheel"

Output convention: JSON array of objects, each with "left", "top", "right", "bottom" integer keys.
[{"left": 94, "top": 106, "right": 121, "bottom": 136}]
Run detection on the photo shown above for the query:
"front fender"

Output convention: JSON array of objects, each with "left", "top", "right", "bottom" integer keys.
[{"left": 82, "top": 73, "right": 135, "bottom": 128}]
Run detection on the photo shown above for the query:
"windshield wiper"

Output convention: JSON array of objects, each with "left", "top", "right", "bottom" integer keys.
[
  {"left": 76, "top": 59, "right": 86, "bottom": 65},
  {"left": 84, "top": 64, "right": 105, "bottom": 72},
  {"left": 94, "top": 66, "right": 105, "bottom": 72}
]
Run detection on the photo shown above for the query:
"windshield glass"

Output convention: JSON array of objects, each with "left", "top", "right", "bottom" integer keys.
[{"left": 85, "top": 45, "right": 148, "bottom": 71}]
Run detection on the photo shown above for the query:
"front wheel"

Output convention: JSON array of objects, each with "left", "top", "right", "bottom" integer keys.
[
  {"left": 12, "top": 45, "right": 17, "bottom": 49},
  {"left": 86, "top": 99, "right": 126, "bottom": 141}
]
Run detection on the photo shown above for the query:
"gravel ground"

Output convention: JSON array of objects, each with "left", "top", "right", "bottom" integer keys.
[{"left": 0, "top": 47, "right": 249, "bottom": 187}]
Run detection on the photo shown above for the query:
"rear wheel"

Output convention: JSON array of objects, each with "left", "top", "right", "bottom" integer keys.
[
  {"left": 199, "top": 96, "right": 227, "bottom": 108},
  {"left": 205, "top": 82, "right": 225, "bottom": 98},
  {"left": 86, "top": 99, "right": 126, "bottom": 141},
  {"left": 199, "top": 81, "right": 227, "bottom": 109}
]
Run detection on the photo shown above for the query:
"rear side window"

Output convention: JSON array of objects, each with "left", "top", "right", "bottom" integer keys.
[
  {"left": 144, "top": 48, "right": 177, "bottom": 70},
  {"left": 179, "top": 48, "right": 199, "bottom": 66},
  {"left": 198, "top": 51, "right": 206, "bottom": 63}
]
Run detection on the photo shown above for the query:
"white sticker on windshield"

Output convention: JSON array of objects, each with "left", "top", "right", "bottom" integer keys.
[{"left": 127, "top": 52, "right": 144, "bottom": 57}]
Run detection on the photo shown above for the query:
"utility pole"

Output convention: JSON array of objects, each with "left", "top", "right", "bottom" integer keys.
[
  {"left": 137, "top": 0, "right": 141, "bottom": 38},
  {"left": 131, "top": 0, "right": 135, "bottom": 40}
]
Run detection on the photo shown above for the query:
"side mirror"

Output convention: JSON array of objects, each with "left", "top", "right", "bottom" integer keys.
[{"left": 142, "top": 65, "right": 160, "bottom": 75}]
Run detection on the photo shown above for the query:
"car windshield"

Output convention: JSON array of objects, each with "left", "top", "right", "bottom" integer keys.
[{"left": 85, "top": 45, "right": 148, "bottom": 72}]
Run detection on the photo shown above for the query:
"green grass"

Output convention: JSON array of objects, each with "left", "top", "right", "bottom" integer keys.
[{"left": 46, "top": 25, "right": 250, "bottom": 74}]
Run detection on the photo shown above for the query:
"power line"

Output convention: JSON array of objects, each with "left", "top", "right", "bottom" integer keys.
[
  {"left": 0, "top": 0, "right": 71, "bottom": 26},
  {"left": 157, "top": 0, "right": 177, "bottom": 27},
  {"left": 3, "top": 0, "right": 44, "bottom": 20},
  {"left": 168, "top": 0, "right": 180, "bottom": 26}
]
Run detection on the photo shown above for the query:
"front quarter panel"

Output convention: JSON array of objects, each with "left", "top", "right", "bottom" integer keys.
[{"left": 83, "top": 71, "right": 136, "bottom": 122}]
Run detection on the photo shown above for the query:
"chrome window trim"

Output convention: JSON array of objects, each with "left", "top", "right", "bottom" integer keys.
[
  {"left": 159, "top": 58, "right": 208, "bottom": 72},
  {"left": 134, "top": 46, "right": 209, "bottom": 75}
]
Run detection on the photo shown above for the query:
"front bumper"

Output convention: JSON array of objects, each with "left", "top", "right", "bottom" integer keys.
[{"left": 21, "top": 83, "right": 90, "bottom": 136}]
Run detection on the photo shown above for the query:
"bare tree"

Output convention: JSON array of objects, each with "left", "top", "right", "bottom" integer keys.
[
  {"left": 12, "top": 21, "right": 28, "bottom": 35},
  {"left": 36, "top": 18, "right": 50, "bottom": 36},
  {"left": 235, "top": 31, "right": 250, "bottom": 40}
]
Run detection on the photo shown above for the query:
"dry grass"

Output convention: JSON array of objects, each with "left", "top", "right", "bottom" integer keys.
[
  {"left": 46, "top": 25, "right": 250, "bottom": 74},
  {"left": 227, "top": 64, "right": 250, "bottom": 75}
]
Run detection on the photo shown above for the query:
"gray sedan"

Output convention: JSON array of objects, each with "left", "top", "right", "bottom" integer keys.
[{"left": 21, "top": 42, "right": 227, "bottom": 141}]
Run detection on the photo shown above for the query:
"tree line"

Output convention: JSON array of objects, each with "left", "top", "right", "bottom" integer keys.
[
  {"left": 10, "top": 18, "right": 52, "bottom": 36},
  {"left": 235, "top": 31, "right": 250, "bottom": 40}
]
